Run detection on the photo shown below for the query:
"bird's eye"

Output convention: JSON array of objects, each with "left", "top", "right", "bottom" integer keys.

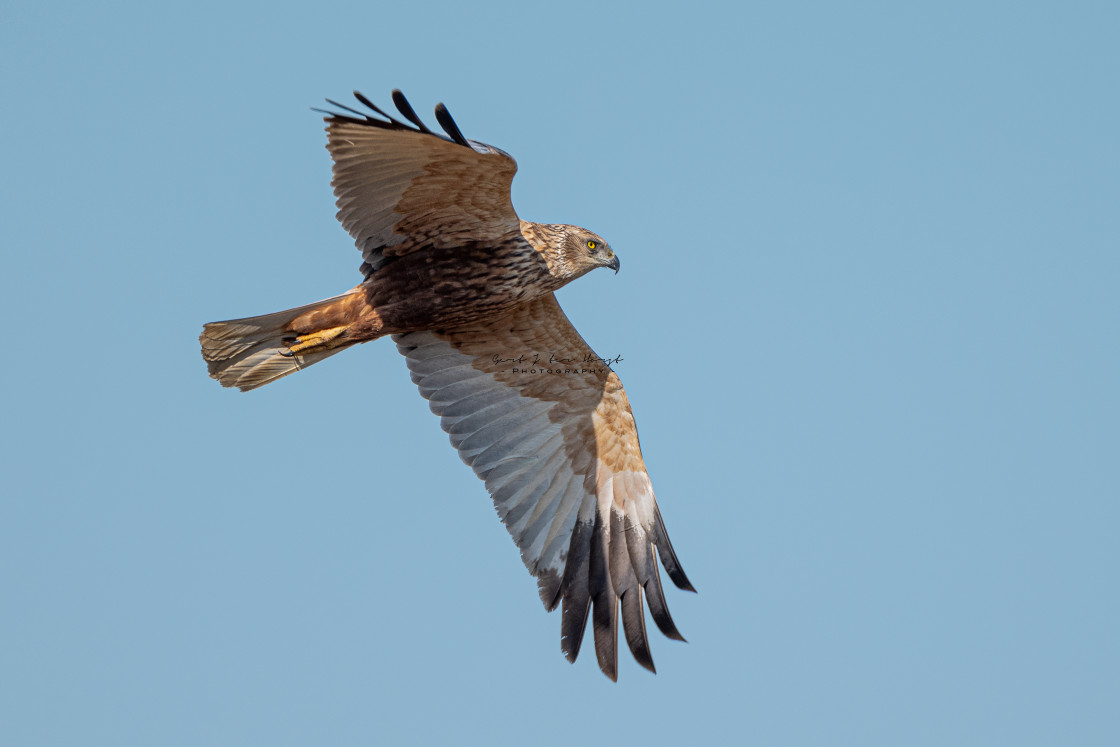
[{"left": 587, "top": 240, "right": 597, "bottom": 250}]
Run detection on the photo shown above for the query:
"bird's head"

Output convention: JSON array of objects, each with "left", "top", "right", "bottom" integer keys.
[{"left": 557, "top": 225, "right": 619, "bottom": 279}]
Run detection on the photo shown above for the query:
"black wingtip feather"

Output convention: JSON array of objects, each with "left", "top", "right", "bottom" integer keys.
[
  {"left": 391, "top": 89, "right": 432, "bottom": 133},
  {"left": 322, "top": 97, "right": 373, "bottom": 120},
  {"left": 593, "top": 599, "right": 619, "bottom": 682},
  {"left": 620, "top": 589, "right": 656, "bottom": 673},
  {"left": 610, "top": 509, "right": 656, "bottom": 674},
  {"left": 588, "top": 516, "right": 618, "bottom": 681},
  {"left": 434, "top": 102, "right": 471, "bottom": 147},
  {"left": 559, "top": 521, "right": 593, "bottom": 663},
  {"left": 643, "top": 563, "right": 687, "bottom": 642},
  {"left": 561, "top": 595, "right": 591, "bottom": 663},
  {"left": 351, "top": 90, "right": 406, "bottom": 126},
  {"left": 653, "top": 505, "right": 697, "bottom": 593}
]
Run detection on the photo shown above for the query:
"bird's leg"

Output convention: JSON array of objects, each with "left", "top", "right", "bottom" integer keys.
[{"left": 280, "top": 325, "right": 349, "bottom": 357}]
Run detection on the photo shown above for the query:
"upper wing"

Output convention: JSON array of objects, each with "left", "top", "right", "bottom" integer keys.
[
  {"left": 394, "top": 294, "right": 694, "bottom": 680},
  {"left": 321, "top": 90, "right": 523, "bottom": 277}
]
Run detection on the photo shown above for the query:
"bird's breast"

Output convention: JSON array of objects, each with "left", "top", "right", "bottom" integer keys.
[{"left": 360, "top": 242, "right": 560, "bottom": 332}]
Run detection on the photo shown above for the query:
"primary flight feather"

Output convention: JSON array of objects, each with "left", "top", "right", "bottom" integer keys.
[{"left": 200, "top": 89, "right": 694, "bottom": 680}]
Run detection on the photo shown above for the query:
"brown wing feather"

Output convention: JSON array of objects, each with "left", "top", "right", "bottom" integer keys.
[
  {"left": 324, "top": 93, "right": 523, "bottom": 277},
  {"left": 394, "top": 294, "right": 693, "bottom": 680}
]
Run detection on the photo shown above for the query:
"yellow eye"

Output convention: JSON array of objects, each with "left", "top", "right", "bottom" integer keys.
[{"left": 587, "top": 240, "right": 597, "bottom": 250}]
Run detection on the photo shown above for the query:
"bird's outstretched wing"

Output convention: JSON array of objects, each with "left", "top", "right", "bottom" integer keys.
[
  {"left": 320, "top": 90, "right": 522, "bottom": 277},
  {"left": 394, "top": 294, "right": 694, "bottom": 680}
]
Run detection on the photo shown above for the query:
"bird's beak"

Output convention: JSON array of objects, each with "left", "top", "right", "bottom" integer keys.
[{"left": 608, "top": 253, "right": 620, "bottom": 274}]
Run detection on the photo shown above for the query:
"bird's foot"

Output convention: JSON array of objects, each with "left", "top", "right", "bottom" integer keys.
[{"left": 280, "top": 325, "right": 348, "bottom": 357}]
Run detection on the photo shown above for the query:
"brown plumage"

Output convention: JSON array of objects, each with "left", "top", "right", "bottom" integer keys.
[{"left": 200, "top": 90, "right": 694, "bottom": 680}]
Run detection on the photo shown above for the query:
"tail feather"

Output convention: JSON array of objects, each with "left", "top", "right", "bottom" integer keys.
[{"left": 200, "top": 292, "right": 356, "bottom": 391}]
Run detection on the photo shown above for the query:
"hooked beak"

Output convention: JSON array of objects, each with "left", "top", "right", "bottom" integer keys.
[{"left": 607, "top": 253, "right": 620, "bottom": 274}]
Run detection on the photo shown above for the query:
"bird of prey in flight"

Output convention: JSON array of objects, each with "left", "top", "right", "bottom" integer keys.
[{"left": 200, "top": 89, "right": 694, "bottom": 680}]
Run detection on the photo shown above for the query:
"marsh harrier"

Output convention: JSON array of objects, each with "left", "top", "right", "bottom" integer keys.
[{"left": 200, "top": 90, "right": 694, "bottom": 680}]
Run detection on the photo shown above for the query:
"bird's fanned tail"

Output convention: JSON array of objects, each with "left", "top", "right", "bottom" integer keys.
[{"left": 200, "top": 291, "right": 360, "bottom": 391}]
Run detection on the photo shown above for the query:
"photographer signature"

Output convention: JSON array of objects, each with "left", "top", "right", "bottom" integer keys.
[{"left": 490, "top": 352, "right": 623, "bottom": 367}]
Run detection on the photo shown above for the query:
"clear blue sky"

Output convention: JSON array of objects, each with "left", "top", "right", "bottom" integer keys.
[{"left": 2, "top": 1, "right": 1117, "bottom": 744}]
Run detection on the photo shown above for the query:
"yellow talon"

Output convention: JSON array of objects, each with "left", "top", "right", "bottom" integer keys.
[{"left": 282, "top": 325, "right": 348, "bottom": 356}]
